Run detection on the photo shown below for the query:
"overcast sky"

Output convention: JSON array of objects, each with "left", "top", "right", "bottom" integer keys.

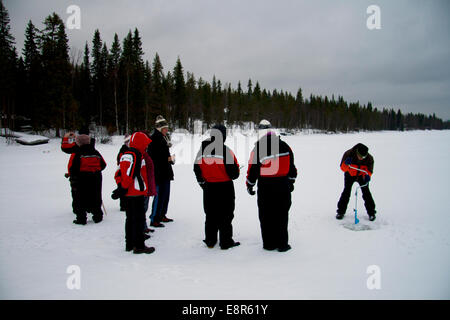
[{"left": 5, "top": 0, "right": 450, "bottom": 120}]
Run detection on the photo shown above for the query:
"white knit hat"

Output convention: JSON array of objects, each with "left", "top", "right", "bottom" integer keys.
[{"left": 155, "top": 115, "right": 168, "bottom": 130}]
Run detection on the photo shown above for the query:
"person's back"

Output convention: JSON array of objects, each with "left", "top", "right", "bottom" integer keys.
[
  {"left": 194, "top": 124, "right": 241, "bottom": 249},
  {"left": 246, "top": 120, "right": 297, "bottom": 252},
  {"left": 70, "top": 134, "right": 106, "bottom": 224}
]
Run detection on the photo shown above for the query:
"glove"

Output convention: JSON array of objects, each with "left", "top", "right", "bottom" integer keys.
[
  {"left": 344, "top": 157, "right": 352, "bottom": 165},
  {"left": 364, "top": 175, "right": 371, "bottom": 184},
  {"left": 247, "top": 185, "right": 256, "bottom": 196},
  {"left": 289, "top": 181, "right": 295, "bottom": 192},
  {"left": 111, "top": 185, "right": 127, "bottom": 200}
]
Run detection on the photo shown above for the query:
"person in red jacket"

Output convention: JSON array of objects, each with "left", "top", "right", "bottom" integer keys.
[
  {"left": 68, "top": 133, "right": 106, "bottom": 225},
  {"left": 112, "top": 135, "right": 131, "bottom": 212},
  {"left": 336, "top": 143, "right": 376, "bottom": 221},
  {"left": 119, "top": 132, "right": 155, "bottom": 254},
  {"left": 194, "top": 124, "right": 240, "bottom": 249}
]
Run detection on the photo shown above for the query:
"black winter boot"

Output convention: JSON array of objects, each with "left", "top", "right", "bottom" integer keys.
[
  {"left": 133, "top": 246, "right": 155, "bottom": 254},
  {"left": 278, "top": 244, "right": 292, "bottom": 252},
  {"left": 220, "top": 241, "right": 240, "bottom": 250},
  {"left": 73, "top": 218, "right": 86, "bottom": 225}
]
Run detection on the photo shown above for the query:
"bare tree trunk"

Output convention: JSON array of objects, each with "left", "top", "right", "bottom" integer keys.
[
  {"left": 114, "top": 77, "right": 119, "bottom": 134},
  {"left": 145, "top": 102, "right": 149, "bottom": 131},
  {"left": 125, "top": 69, "right": 129, "bottom": 134}
]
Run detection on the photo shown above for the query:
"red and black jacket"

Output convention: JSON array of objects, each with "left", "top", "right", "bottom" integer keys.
[
  {"left": 119, "top": 132, "right": 152, "bottom": 197},
  {"left": 340, "top": 145, "right": 374, "bottom": 177},
  {"left": 68, "top": 144, "right": 106, "bottom": 176},
  {"left": 194, "top": 139, "right": 240, "bottom": 184},
  {"left": 246, "top": 134, "right": 297, "bottom": 188}
]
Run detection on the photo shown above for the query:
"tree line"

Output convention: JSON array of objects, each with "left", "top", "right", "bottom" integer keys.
[{"left": 1, "top": 2, "right": 448, "bottom": 138}]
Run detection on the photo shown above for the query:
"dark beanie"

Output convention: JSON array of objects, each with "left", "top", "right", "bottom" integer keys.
[
  {"left": 355, "top": 143, "right": 369, "bottom": 157},
  {"left": 78, "top": 126, "right": 90, "bottom": 135},
  {"left": 211, "top": 124, "right": 227, "bottom": 142}
]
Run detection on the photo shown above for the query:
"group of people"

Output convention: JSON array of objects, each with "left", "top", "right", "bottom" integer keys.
[{"left": 62, "top": 117, "right": 377, "bottom": 255}]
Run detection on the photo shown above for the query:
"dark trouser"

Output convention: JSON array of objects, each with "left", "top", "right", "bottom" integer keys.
[
  {"left": 257, "top": 179, "right": 292, "bottom": 249},
  {"left": 150, "top": 180, "right": 171, "bottom": 223},
  {"left": 203, "top": 181, "right": 236, "bottom": 247},
  {"left": 70, "top": 173, "right": 103, "bottom": 222},
  {"left": 337, "top": 172, "right": 376, "bottom": 216},
  {"left": 125, "top": 196, "right": 146, "bottom": 249},
  {"left": 119, "top": 196, "right": 127, "bottom": 211}
]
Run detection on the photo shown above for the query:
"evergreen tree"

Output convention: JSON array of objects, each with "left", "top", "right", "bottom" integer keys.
[
  {"left": 172, "top": 57, "right": 186, "bottom": 128},
  {"left": 109, "top": 33, "right": 121, "bottom": 133},
  {"left": 120, "top": 30, "right": 133, "bottom": 133},
  {"left": 22, "top": 20, "right": 43, "bottom": 125},
  {"left": 78, "top": 42, "right": 91, "bottom": 125},
  {"left": 40, "top": 12, "right": 71, "bottom": 136},
  {"left": 151, "top": 52, "right": 165, "bottom": 122},
  {"left": 91, "top": 29, "right": 106, "bottom": 126},
  {"left": 0, "top": 0, "right": 17, "bottom": 135}
]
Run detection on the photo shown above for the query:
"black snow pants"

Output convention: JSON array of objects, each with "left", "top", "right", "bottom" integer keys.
[
  {"left": 337, "top": 172, "right": 376, "bottom": 216},
  {"left": 203, "top": 181, "right": 236, "bottom": 248},
  {"left": 257, "top": 178, "right": 292, "bottom": 250},
  {"left": 124, "top": 196, "right": 146, "bottom": 250},
  {"left": 70, "top": 173, "right": 103, "bottom": 223}
]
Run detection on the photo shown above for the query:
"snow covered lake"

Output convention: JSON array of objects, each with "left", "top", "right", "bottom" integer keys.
[{"left": 0, "top": 130, "right": 449, "bottom": 299}]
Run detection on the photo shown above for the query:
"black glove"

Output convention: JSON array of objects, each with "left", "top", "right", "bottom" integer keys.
[
  {"left": 111, "top": 185, "right": 127, "bottom": 200},
  {"left": 247, "top": 185, "right": 255, "bottom": 196},
  {"left": 289, "top": 181, "right": 295, "bottom": 192}
]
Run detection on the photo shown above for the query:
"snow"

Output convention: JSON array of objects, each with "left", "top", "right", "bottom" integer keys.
[{"left": 0, "top": 130, "right": 449, "bottom": 299}]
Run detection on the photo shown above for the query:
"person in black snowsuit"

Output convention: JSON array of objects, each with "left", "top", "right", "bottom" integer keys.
[
  {"left": 246, "top": 120, "right": 297, "bottom": 252},
  {"left": 147, "top": 116, "right": 175, "bottom": 227},
  {"left": 68, "top": 133, "right": 106, "bottom": 225},
  {"left": 194, "top": 124, "right": 241, "bottom": 249}
]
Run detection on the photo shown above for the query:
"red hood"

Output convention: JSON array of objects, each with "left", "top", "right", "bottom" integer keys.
[{"left": 129, "top": 132, "right": 152, "bottom": 153}]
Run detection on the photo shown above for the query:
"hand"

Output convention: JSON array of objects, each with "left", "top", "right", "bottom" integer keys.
[
  {"left": 289, "top": 182, "right": 295, "bottom": 192},
  {"left": 344, "top": 157, "right": 352, "bottom": 165},
  {"left": 247, "top": 185, "right": 255, "bottom": 196},
  {"left": 111, "top": 186, "right": 127, "bottom": 200}
]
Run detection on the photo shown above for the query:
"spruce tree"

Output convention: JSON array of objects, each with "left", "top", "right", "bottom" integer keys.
[
  {"left": 151, "top": 52, "right": 165, "bottom": 122},
  {"left": 22, "top": 20, "right": 42, "bottom": 125},
  {"left": 91, "top": 29, "right": 105, "bottom": 127},
  {"left": 0, "top": 0, "right": 17, "bottom": 135},
  {"left": 109, "top": 33, "right": 121, "bottom": 133},
  {"left": 40, "top": 12, "right": 71, "bottom": 136},
  {"left": 173, "top": 57, "right": 186, "bottom": 128}
]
